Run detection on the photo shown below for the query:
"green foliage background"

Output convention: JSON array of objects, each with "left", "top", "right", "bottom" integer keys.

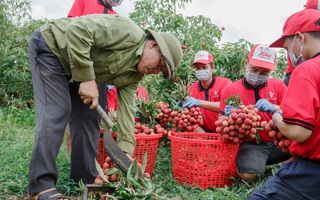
[
  {"left": 0, "top": 0, "right": 288, "bottom": 108},
  {"left": 129, "top": 0, "right": 287, "bottom": 106},
  {"left": 0, "top": 0, "right": 47, "bottom": 108},
  {"left": 0, "top": 0, "right": 288, "bottom": 198}
]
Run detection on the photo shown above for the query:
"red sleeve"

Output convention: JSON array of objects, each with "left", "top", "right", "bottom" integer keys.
[
  {"left": 136, "top": 86, "right": 148, "bottom": 102},
  {"left": 107, "top": 87, "right": 118, "bottom": 112},
  {"left": 281, "top": 67, "right": 317, "bottom": 130},
  {"left": 68, "top": 0, "right": 85, "bottom": 17},
  {"left": 219, "top": 84, "right": 233, "bottom": 115}
]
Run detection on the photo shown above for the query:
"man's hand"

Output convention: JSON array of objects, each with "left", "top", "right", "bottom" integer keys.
[
  {"left": 255, "top": 99, "right": 274, "bottom": 113},
  {"left": 79, "top": 80, "right": 99, "bottom": 109},
  {"left": 224, "top": 105, "right": 236, "bottom": 116},
  {"left": 182, "top": 97, "right": 201, "bottom": 108}
]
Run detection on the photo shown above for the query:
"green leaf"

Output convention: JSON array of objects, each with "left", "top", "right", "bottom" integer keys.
[
  {"left": 225, "top": 95, "right": 242, "bottom": 108},
  {"left": 126, "top": 160, "right": 143, "bottom": 188},
  {"left": 141, "top": 153, "right": 148, "bottom": 174},
  {"left": 107, "top": 167, "right": 121, "bottom": 175},
  {"left": 255, "top": 132, "right": 260, "bottom": 144},
  {"left": 111, "top": 121, "right": 118, "bottom": 133},
  {"left": 143, "top": 178, "right": 154, "bottom": 191}
]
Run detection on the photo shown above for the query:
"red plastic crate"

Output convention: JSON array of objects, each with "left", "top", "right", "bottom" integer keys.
[
  {"left": 133, "top": 133, "right": 162, "bottom": 176},
  {"left": 168, "top": 131, "right": 239, "bottom": 189},
  {"left": 97, "top": 129, "right": 162, "bottom": 176},
  {"left": 97, "top": 128, "right": 117, "bottom": 168}
]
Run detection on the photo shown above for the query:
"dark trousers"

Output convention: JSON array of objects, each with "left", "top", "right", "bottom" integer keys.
[
  {"left": 28, "top": 29, "right": 100, "bottom": 194},
  {"left": 247, "top": 157, "right": 320, "bottom": 200}
]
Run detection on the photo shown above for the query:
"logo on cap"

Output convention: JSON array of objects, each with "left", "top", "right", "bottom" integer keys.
[
  {"left": 192, "top": 51, "right": 214, "bottom": 66},
  {"left": 252, "top": 46, "right": 275, "bottom": 64},
  {"left": 249, "top": 44, "right": 277, "bottom": 70},
  {"left": 195, "top": 51, "right": 209, "bottom": 60}
]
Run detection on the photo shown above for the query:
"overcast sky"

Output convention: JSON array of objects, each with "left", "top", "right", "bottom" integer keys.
[{"left": 30, "top": 0, "right": 307, "bottom": 46}]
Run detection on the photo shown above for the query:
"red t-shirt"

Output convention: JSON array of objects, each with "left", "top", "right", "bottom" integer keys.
[
  {"left": 220, "top": 78, "right": 287, "bottom": 142},
  {"left": 107, "top": 86, "right": 148, "bottom": 112},
  {"left": 68, "top": 0, "right": 117, "bottom": 17},
  {"left": 188, "top": 77, "right": 232, "bottom": 132},
  {"left": 281, "top": 54, "right": 320, "bottom": 161}
]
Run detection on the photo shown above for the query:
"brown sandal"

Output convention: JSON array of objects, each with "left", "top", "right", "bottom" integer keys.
[{"left": 37, "top": 189, "right": 70, "bottom": 200}]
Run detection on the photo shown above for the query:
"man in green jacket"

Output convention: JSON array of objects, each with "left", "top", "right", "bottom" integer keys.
[{"left": 28, "top": 14, "right": 182, "bottom": 199}]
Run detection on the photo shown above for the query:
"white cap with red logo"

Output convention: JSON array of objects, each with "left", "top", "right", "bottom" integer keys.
[
  {"left": 191, "top": 51, "right": 214, "bottom": 66},
  {"left": 249, "top": 44, "right": 277, "bottom": 70}
]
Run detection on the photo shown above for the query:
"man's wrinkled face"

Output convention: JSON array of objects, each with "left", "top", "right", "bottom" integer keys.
[{"left": 137, "top": 40, "right": 167, "bottom": 75}]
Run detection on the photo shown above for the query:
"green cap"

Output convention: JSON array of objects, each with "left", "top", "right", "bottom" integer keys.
[{"left": 146, "top": 28, "right": 183, "bottom": 79}]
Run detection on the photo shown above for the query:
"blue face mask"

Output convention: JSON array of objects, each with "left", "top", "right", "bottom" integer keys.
[
  {"left": 288, "top": 36, "right": 306, "bottom": 68},
  {"left": 245, "top": 71, "right": 269, "bottom": 85}
]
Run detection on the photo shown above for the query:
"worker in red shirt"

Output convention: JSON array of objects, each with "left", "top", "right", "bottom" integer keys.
[
  {"left": 283, "top": 0, "right": 319, "bottom": 87},
  {"left": 220, "top": 44, "right": 290, "bottom": 182},
  {"left": 248, "top": 9, "right": 320, "bottom": 200},
  {"left": 182, "top": 51, "right": 231, "bottom": 133},
  {"left": 68, "top": 0, "right": 121, "bottom": 16}
]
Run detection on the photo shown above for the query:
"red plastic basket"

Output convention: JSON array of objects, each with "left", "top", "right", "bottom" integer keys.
[
  {"left": 168, "top": 131, "right": 239, "bottom": 189},
  {"left": 97, "top": 129, "right": 162, "bottom": 176},
  {"left": 133, "top": 133, "right": 162, "bottom": 176},
  {"left": 97, "top": 128, "right": 117, "bottom": 168}
]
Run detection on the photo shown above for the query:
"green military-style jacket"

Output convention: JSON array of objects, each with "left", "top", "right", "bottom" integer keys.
[{"left": 40, "top": 14, "right": 147, "bottom": 154}]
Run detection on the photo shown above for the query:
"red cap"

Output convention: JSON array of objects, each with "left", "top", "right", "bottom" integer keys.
[
  {"left": 191, "top": 51, "right": 214, "bottom": 66},
  {"left": 305, "top": 0, "right": 320, "bottom": 9},
  {"left": 248, "top": 44, "right": 277, "bottom": 70},
  {"left": 270, "top": 9, "right": 320, "bottom": 47}
]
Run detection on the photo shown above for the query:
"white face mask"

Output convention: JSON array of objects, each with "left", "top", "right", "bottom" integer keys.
[
  {"left": 288, "top": 36, "right": 306, "bottom": 68},
  {"left": 245, "top": 71, "right": 269, "bottom": 85},
  {"left": 106, "top": 0, "right": 124, "bottom": 7},
  {"left": 195, "top": 69, "right": 211, "bottom": 81}
]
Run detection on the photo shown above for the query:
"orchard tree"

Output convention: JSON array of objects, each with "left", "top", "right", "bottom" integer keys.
[
  {"left": 0, "top": 0, "right": 46, "bottom": 108},
  {"left": 272, "top": 49, "right": 288, "bottom": 78},
  {"left": 129, "top": 0, "right": 288, "bottom": 106},
  {"left": 130, "top": 0, "right": 223, "bottom": 106},
  {"left": 215, "top": 41, "right": 288, "bottom": 81},
  {"left": 214, "top": 39, "right": 252, "bottom": 81}
]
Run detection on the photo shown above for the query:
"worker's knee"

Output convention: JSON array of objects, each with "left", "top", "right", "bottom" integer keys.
[{"left": 237, "top": 171, "right": 259, "bottom": 182}]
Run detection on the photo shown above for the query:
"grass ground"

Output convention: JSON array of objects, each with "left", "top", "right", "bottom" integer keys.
[{"left": 0, "top": 107, "right": 277, "bottom": 199}]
